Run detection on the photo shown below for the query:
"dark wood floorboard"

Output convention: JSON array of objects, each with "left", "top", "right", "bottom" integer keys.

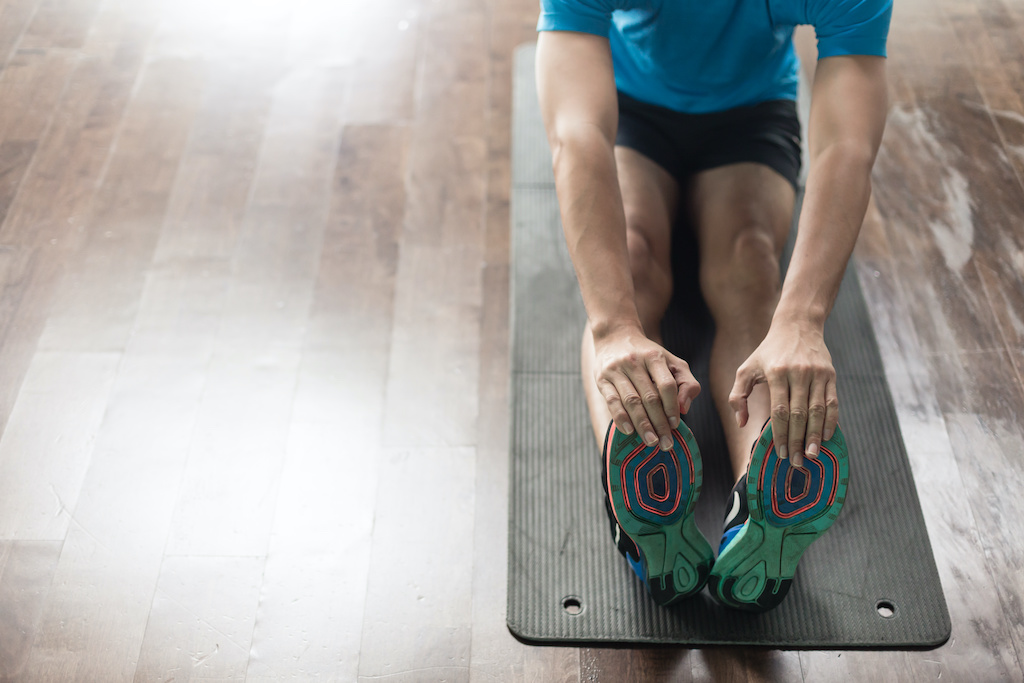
[{"left": 0, "top": 0, "right": 1020, "bottom": 680}]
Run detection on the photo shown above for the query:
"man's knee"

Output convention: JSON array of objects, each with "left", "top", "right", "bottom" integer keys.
[
  {"left": 624, "top": 215, "right": 672, "bottom": 299},
  {"left": 700, "top": 223, "right": 783, "bottom": 308}
]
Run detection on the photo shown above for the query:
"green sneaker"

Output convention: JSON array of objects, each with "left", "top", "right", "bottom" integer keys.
[
  {"left": 601, "top": 420, "right": 714, "bottom": 606},
  {"left": 709, "top": 420, "right": 849, "bottom": 611}
]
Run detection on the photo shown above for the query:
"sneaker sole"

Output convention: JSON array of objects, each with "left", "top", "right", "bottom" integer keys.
[
  {"left": 709, "top": 421, "right": 849, "bottom": 611},
  {"left": 604, "top": 421, "right": 714, "bottom": 606}
]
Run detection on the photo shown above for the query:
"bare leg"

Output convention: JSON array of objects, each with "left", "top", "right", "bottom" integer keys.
[
  {"left": 690, "top": 163, "right": 796, "bottom": 481},
  {"left": 582, "top": 146, "right": 679, "bottom": 447}
]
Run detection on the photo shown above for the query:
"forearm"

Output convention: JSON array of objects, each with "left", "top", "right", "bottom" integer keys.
[
  {"left": 774, "top": 54, "right": 888, "bottom": 331},
  {"left": 775, "top": 142, "right": 875, "bottom": 328},
  {"left": 551, "top": 127, "right": 641, "bottom": 337}
]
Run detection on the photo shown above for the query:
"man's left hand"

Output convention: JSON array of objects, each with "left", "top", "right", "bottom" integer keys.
[{"left": 728, "top": 319, "right": 839, "bottom": 469}]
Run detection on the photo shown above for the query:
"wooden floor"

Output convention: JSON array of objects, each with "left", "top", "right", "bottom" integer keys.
[{"left": 0, "top": 0, "right": 1022, "bottom": 680}]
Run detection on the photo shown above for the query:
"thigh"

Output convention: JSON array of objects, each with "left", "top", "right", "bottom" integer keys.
[
  {"left": 615, "top": 145, "right": 680, "bottom": 269},
  {"left": 689, "top": 162, "right": 795, "bottom": 270}
]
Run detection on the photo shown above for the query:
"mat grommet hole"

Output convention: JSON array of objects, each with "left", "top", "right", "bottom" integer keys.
[
  {"left": 562, "top": 596, "right": 583, "bottom": 615},
  {"left": 876, "top": 600, "right": 897, "bottom": 618}
]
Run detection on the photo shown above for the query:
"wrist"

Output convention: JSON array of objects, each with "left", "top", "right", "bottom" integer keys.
[
  {"left": 771, "top": 301, "right": 827, "bottom": 332},
  {"left": 590, "top": 315, "right": 644, "bottom": 342}
]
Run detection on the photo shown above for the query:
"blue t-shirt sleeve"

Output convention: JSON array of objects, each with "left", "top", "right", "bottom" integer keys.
[
  {"left": 537, "top": 0, "right": 619, "bottom": 37},
  {"left": 807, "top": 0, "right": 893, "bottom": 59}
]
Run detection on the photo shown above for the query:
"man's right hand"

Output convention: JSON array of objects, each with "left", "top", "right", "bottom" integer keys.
[{"left": 593, "top": 324, "right": 701, "bottom": 451}]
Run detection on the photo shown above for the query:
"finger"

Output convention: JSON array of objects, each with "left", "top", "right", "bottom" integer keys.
[
  {"left": 667, "top": 355, "right": 701, "bottom": 415},
  {"left": 598, "top": 378, "right": 632, "bottom": 435},
  {"left": 823, "top": 378, "right": 839, "bottom": 442},
  {"left": 805, "top": 376, "right": 827, "bottom": 460},
  {"left": 768, "top": 373, "right": 790, "bottom": 462},
  {"left": 788, "top": 376, "right": 809, "bottom": 470},
  {"left": 613, "top": 375, "right": 660, "bottom": 450},
  {"left": 647, "top": 357, "right": 680, "bottom": 430},
  {"left": 628, "top": 367, "right": 674, "bottom": 451},
  {"left": 729, "top": 363, "right": 758, "bottom": 429}
]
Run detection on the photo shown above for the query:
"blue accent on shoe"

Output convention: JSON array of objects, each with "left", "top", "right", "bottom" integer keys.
[
  {"left": 626, "top": 553, "right": 647, "bottom": 587},
  {"left": 718, "top": 520, "right": 746, "bottom": 556}
]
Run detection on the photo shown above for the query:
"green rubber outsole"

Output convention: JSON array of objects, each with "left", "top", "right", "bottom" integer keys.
[
  {"left": 710, "top": 423, "right": 850, "bottom": 612},
  {"left": 605, "top": 422, "right": 715, "bottom": 606}
]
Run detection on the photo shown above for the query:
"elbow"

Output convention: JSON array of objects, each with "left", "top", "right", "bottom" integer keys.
[
  {"left": 812, "top": 139, "right": 879, "bottom": 175},
  {"left": 547, "top": 121, "right": 616, "bottom": 177}
]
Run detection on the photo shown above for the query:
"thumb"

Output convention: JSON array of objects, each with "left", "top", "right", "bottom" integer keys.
[
  {"left": 729, "top": 362, "right": 758, "bottom": 428},
  {"left": 667, "top": 353, "right": 701, "bottom": 415}
]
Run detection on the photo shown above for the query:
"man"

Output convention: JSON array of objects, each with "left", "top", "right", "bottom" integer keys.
[{"left": 536, "top": 0, "right": 890, "bottom": 610}]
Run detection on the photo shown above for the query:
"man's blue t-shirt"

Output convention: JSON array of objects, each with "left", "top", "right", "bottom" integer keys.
[{"left": 537, "top": 0, "right": 892, "bottom": 113}]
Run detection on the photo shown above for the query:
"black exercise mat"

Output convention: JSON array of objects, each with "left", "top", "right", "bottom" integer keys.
[{"left": 507, "top": 44, "right": 951, "bottom": 647}]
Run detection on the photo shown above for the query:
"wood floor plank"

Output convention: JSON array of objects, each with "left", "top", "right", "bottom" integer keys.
[
  {"left": 356, "top": 447, "right": 477, "bottom": 683},
  {"left": 133, "top": 556, "right": 264, "bottom": 682},
  {"left": 382, "top": 243, "right": 484, "bottom": 448},
  {"left": 965, "top": 0, "right": 1024, "bottom": 190},
  {"left": 400, "top": 8, "right": 488, "bottom": 248},
  {"left": 0, "top": 140, "right": 36, "bottom": 231},
  {"left": 0, "top": 0, "right": 40, "bottom": 69},
  {"left": 583, "top": 648, "right": 696, "bottom": 682},
  {"left": 282, "top": 0, "right": 354, "bottom": 68},
  {"left": 0, "top": 47, "right": 76, "bottom": 147},
  {"left": 245, "top": 349, "right": 388, "bottom": 681},
  {"left": 974, "top": 237, "right": 1024, "bottom": 358},
  {"left": 21, "top": 361, "right": 206, "bottom": 680},
  {"left": 304, "top": 124, "right": 408, "bottom": 353},
  {"left": 164, "top": 349, "right": 299, "bottom": 557},
  {"left": 18, "top": 0, "right": 102, "bottom": 51},
  {"left": 0, "top": 351, "right": 119, "bottom": 541},
  {"left": 0, "top": 540, "right": 63, "bottom": 679},
  {"left": 928, "top": 348, "right": 1024, "bottom": 669},
  {"left": 343, "top": 3, "right": 421, "bottom": 124}
]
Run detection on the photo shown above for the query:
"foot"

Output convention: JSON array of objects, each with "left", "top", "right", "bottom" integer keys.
[
  {"left": 601, "top": 420, "right": 714, "bottom": 606},
  {"left": 709, "top": 420, "right": 849, "bottom": 611}
]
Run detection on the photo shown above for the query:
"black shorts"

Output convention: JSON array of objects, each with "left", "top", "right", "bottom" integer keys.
[{"left": 615, "top": 92, "right": 803, "bottom": 191}]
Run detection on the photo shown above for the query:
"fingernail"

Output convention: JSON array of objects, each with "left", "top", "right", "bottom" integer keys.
[
  {"left": 777, "top": 444, "right": 788, "bottom": 460},
  {"left": 682, "top": 398, "right": 692, "bottom": 414},
  {"left": 669, "top": 416, "right": 680, "bottom": 429},
  {"left": 824, "top": 428, "right": 834, "bottom": 441},
  {"left": 623, "top": 422, "right": 635, "bottom": 435},
  {"left": 645, "top": 431, "right": 658, "bottom": 447},
  {"left": 733, "top": 411, "right": 741, "bottom": 427},
  {"left": 660, "top": 435, "right": 673, "bottom": 451},
  {"left": 792, "top": 454, "right": 804, "bottom": 469},
  {"left": 806, "top": 443, "right": 819, "bottom": 459}
]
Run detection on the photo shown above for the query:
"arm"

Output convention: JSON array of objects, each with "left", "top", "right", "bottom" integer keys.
[
  {"left": 537, "top": 30, "right": 700, "bottom": 449},
  {"left": 729, "top": 54, "right": 888, "bottom": 466}
]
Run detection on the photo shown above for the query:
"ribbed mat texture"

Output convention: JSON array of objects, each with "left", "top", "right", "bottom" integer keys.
[{"left": 507, "top": 44, "right": 951, "bottom": 647}]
